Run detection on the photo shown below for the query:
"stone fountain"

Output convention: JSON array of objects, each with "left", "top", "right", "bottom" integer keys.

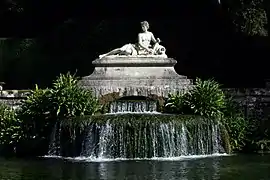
[
  {"left": 78, "top": 21, "right": 193, "bottom": 110},
  {"left": 47, "top": 21, "right": 228, "bottom": 159},
  {"left": 78, "top": 55, "right": 194, "bottom": 113}
]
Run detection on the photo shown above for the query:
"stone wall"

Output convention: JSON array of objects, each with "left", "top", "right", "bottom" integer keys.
[
  {"left": 0, "top": 90, "right": 29, "bottom": 108},
  {"left": 224, "top": 88, "right": 270, "bottom": 121}
]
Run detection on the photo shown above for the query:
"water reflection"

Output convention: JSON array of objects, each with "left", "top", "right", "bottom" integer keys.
[
  {"left": 61, "top": 157, "right": 222, "bottom": 180},
  {"left": 212, "top": 158, "right": 220, "bottom": 179},
  {"left": 0, "top": 155, "right": 270, "bottom": 180}
]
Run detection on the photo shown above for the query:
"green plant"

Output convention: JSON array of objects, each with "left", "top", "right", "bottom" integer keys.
[
  {"left": 165, "top": 78, "right": 226, "bottom": 117},
  {"left": 16, "top": 72, "right": 101, "bottom": 155},
  {"left": 50, "top": 72, "right": 100, "bottom": 119},
  {"left": 19, "top": 72, "right": 100, "bottom": 121},
  {"left": 185, "top": 78, "right": 226, "bottom": 118},
  {"left": 223, "top": 116, "right": 247, "bottom": 151},
  {"left": 17, "top": 85, "right": 52, "bottom": 141},
  {"left": 221, "top": 97, "right": 248, "bottom": 152},
  {"left": 164, "top": 91, "right": 187, "bottom": 114},
  {"left": 254, "top": 139, "right": 270, "bottom": 152},
  {"left": 242, "top": 98, "right": 270, "bottom": 152},
  {"left": 164, "top": 78, "right": 248, "bottom": 152},
  {"left": 228, "top": 0, "right": 268, "bottom": 36},
  {"left": 0, "top": 103, "right": 23, "bottom": 147}
]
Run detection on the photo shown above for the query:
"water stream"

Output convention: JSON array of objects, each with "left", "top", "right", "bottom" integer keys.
[
  {"left": 109, "top": 100, "right": 157, "bottom": 113},
  {"left": 47, "top": 100, "right": 227, "bottom": 159}
]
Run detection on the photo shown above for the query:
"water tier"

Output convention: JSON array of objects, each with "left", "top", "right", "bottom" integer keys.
[
  {"left": 48, "top": 114, "right": 228, "bottom": 159},
  {"left": 109, "top": 100, "right": 157, "bottom": 113}
]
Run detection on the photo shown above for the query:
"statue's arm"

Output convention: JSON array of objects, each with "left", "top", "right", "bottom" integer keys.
[
  {"left": 138, "top": 34, "right": 151, "bottom": 51},
  {"left": 150, "top": 32, "right": 158, "bottom": 44}
]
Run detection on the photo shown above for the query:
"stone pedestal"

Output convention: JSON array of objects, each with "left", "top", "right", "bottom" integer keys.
[{"left": 78, "top": 56, "right": 193, "bottom": 100}]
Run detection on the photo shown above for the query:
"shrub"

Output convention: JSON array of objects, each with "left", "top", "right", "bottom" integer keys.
[
  {"left": 165, "top": 78, "right": 226, "bottom": 118},
  {"left": 222, "top": 97, "right": 248, "bottom": 152},
  {"left": 228, "top": 0, "right": 268, "bottom": 36},
  {"left": 17, "top": 85, "right": 52, "bottom": 142},
  {"left": 185, "top": 78, "right": 226, "bottom": 117},
  {"left": 51, "top": 72, "right": 100, "bottom": 118},
  {"left": 19, "top": 72, "right": 100, "bottom": 121},
  {"left": 164, "top": 92, "right": 187, "bottom": 114},
  {"left": 165, "top": 78, "right": 248, "bottom": 152},
  {"left": 0, "top": 103, "right": 23, "bottom": 148},
  {"left": 17, "top": 72, "right": 101, "bottom": 155}
]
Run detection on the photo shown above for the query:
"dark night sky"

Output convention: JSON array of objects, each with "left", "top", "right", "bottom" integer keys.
[{"left": 0, "top": 0, "right": 270, "bottom": 89}]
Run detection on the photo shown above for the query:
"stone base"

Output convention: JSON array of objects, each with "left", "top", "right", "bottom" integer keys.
[{"left": 78, "top": 57, "right": 193, "bottom": 99}]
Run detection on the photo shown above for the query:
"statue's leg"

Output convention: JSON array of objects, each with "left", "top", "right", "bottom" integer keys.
[
  {"left": 120, "top": 44, "right": 137, "bottom": 56},
  {"left": 99, "top": 48, "right": 122, "bottom": 58},
  {"left": 131, "top": 45, "right": 138, "bottom": 56},
  {"left": 99, "top": 44, "right": 137, "bottom": 58}
]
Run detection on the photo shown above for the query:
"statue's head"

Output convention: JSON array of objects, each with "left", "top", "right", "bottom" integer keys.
[{"left": 140, "top": 21, "right": 149, "bottom": 32}]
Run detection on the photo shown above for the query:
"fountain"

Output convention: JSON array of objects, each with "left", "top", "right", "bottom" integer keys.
[
  {"left": 47, "top": 21, "right": 229, "bottom": 159},
  {"left": 78, "top": 21, "right": 193, "bottom": 105}
]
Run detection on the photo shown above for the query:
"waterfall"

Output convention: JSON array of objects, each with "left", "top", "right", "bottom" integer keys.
[
  {"left": 109, "top": 100, "right": 157, "bottom": 113},
  {"left": 47, "top": 114, "right": 228, "bottom": 159},
  {"left": 48, "top": 122, "right": 62, "bottom": 156}
]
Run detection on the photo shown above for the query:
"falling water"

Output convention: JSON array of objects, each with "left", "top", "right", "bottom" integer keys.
[
  {"left": 109, "top": 100, "right": 157, "bottom": 113},
  {"left": 48, "top": 123, "right": 61, "bottom": 155},
  {"left": 80, "top": 118, "right": 223, "bottom": 158},
  {"left": 47, "top": 113, "right": 227, "bottom": 159}
]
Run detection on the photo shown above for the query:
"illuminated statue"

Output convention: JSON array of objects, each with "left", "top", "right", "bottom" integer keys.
[{"left": 99, "top": 21, "right": 167, "bottom": 58}]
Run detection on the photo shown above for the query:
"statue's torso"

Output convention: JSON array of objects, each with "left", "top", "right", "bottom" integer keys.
[{"left": 138, "top": 32, "right": 152, "bottom": 48}]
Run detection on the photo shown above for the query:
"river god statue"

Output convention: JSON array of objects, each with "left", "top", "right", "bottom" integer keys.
[{"left": 98, "top": 21, "right": 167, "bottom": 58}]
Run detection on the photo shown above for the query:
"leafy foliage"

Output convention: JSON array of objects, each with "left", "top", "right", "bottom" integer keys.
[
  {"left": 20, "top": 72, "right": 100, "bottom": 120},
  {"left": 221, "top": 97, "right": 248, "bottom": 151},
  {"left": 0, "top": 103, "right": 23, "bottom": 146},
  {"left": 165, "top": 78, "right": 248, "bottom": 152},
  {"left": 228, "top": 0, "right": 268, "bottom": 36},
  {"left": 185, "top": 78, "right": 226, "bottom": 117},
  {"left": 50, "top": 72, "right": 100, "bottom": 118},
  {"left": 254, "top": 139, "right": 270, "bottom": 151},
  {"left": 242, "top": 98, "right": 270, "bottom": 152},
  {"left": 16, "top": 72, "right": 100, "bottom": 154},
  {"left": 164, "top": 92, "right": 187, "bottom": 114},
  {"left": 17, "top": 85, "right": 52, "bottom": 141},
  {"left": 165, "top": 78, "right": 226, "bottom": 118},
  {"left": 20, "top": 85, "right": 51, "bottom": 118}
]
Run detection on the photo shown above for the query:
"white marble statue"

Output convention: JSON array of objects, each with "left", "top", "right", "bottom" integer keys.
[{"left": 99, "top": 21, "right": 167, "bottom": 58}]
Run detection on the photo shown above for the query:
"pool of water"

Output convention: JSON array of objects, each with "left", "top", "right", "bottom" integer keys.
[{"left": 0, "top": 154, "right": 270, "bottom": 180}]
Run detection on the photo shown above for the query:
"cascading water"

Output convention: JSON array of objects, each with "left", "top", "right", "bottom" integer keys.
[
  {"left": 47, "top": 113, "right": 228, "bottom": 159},
  {"left": 109, "top": 100, "right": 157, "bottom": 113},
  {"left": 48, "top": 123, "right": 62, "bottom": 156},
  {"left": 80, "top": 117, "right": 223, "bottom": 158}
]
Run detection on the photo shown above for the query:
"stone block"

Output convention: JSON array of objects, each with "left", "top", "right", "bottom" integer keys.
[{"left": 78, "top": 56, "right": 193, "bottom": 99}]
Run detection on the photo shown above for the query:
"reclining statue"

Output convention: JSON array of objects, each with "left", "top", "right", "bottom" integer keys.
[{"left": 99, "top": 21, "right": 167, "bottom": 59}]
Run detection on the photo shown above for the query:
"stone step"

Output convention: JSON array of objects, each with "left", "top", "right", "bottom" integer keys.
[
  {"left": 92, "top": 57, "right": 177, "bottom": 67},
  {"left": 83, "top": 85, "right": 193, "bottom": 89},
  {"left": 79, "top": 79, "right": 193, "bottom": 86},
  {"left": 81, "top": 76, "right": 189, "bottom": 80}
]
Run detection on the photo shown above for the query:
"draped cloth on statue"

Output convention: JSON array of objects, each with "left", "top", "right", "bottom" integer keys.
[{"left": 119, "top": 43, "right": 166, "bottom": 56}]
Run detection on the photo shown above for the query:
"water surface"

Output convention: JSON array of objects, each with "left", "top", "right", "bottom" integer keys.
[{"left": 0, "top": 154, "right": 270, "bottom": 180}]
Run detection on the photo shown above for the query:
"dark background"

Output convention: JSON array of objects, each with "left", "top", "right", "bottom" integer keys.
[{"left": 0, "top": 0, "right": 269, "bottom": 89}]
